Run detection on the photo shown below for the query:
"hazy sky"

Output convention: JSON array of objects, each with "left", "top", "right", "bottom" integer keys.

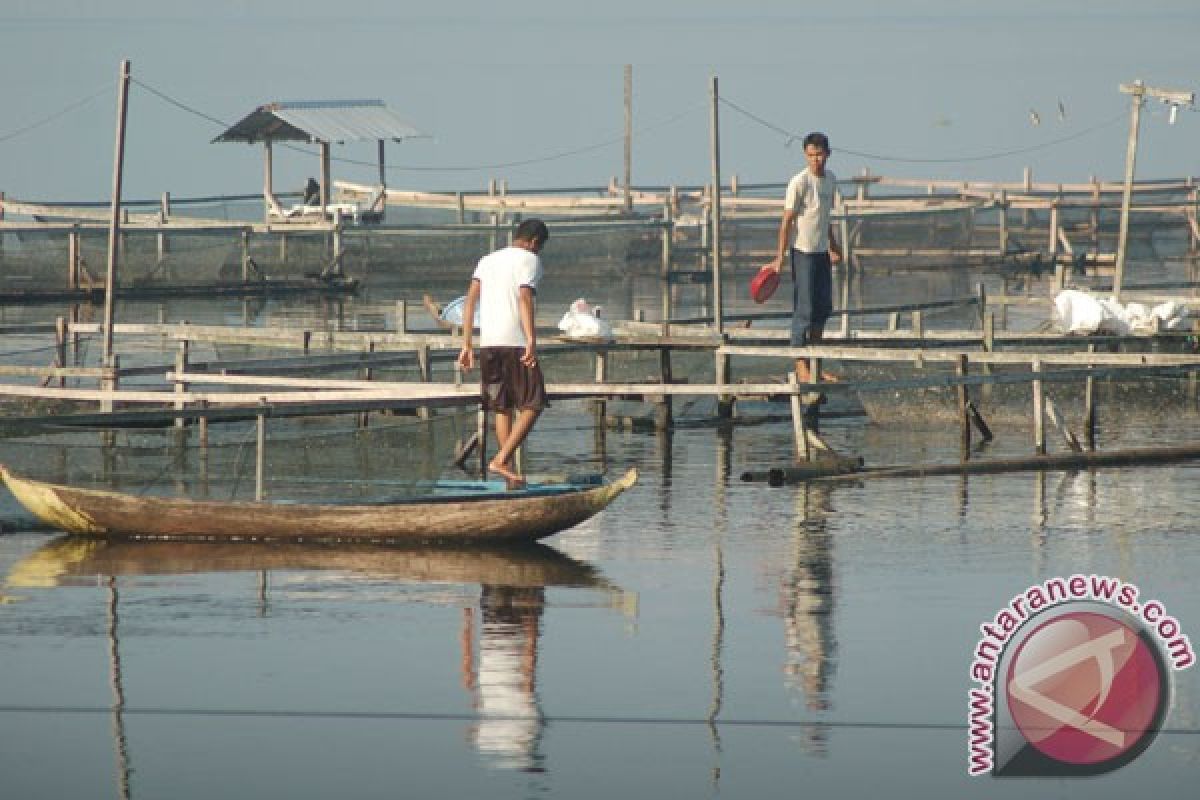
[{"left": 2, "top": 1, "right": 1197, "bottom": 200}]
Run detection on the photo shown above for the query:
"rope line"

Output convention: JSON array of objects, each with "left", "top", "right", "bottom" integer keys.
[
  {"left": 0, "top": 84, "right": 112, "bottom": 145},
  {"left": 0, "top": 704, "right": 1198, "bottom": 733},
  {"left": 720, "top": 96, "right": 1127, "bottom": 164}
]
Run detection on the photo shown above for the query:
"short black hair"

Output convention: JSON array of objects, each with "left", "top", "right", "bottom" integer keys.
[
  {"left": 514, "top": 218, "right": 549, "bottom": 247},
  {"left": 803, "top": 132, "right": 831, "bottom": 152}
]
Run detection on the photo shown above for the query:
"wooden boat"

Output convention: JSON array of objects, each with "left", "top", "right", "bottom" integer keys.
[
  {"left": 0, "top": 465, "right": 637, "bottom": 544},
  {"left": 5, "top": 536, "right": 612, "bottom": 591}
]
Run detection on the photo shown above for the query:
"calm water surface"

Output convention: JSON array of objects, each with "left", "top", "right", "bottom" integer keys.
[
  {"left": 2, "top": 407, "right": 1199, "bottom": 798},
  {"left": 3, "top": 237, "right": 1200, "bottom": 796}
]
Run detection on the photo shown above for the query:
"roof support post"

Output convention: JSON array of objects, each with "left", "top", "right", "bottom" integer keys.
[
  {"left": 319, "top": 140, "right": 331, "bottom": 219},
  {"left": 263, "top": 139, "right": 283, "bottom": 220},
  {"left": 377, "top": 139, "right": 387, "bottom": 217}
]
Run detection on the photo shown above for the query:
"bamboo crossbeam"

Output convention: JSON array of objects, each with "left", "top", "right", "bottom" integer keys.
[{"left": 719, "top": 343, "right": 1200, "bottom": 366}]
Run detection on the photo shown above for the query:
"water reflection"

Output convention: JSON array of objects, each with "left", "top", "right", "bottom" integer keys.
[
  {"left": 5, "top": 538, "right": 611, "bottom": 592},
  {"left": 463, "top": 586, "right": 546, "bottom": 772},
  {"left": 5, "top": 537, "right": 622, "bottom": 783},
  {"left": 781, "top": 484, "right": 837, "bottom": 755}
]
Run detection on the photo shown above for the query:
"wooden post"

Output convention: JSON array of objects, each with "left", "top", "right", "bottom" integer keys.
[
  {"left": 396, "top": 300, "right": 408, "bottom": 332},
  {"left": 456, "top": 191, "right": 466, "bottom": 224},
  {"left": 655, "top": 347, "right": 673, "bottom": 431},
  {"left": 54, "top": 317, "right": 67, "bottom": 388},
  {"left": 279, "top": 232, "right": 288, "bottom": 263},
  {"left": 417, "top": 345, "right": 432, "bottom": 420},
  {"left": 981, "top": 311, "right": 995, "bottom": 399},
  {"left": 998, "top": 191, "right": 1009, "bottom": 254},
  {"left": 1048, "top": 202, "right": 1060, "bottom": 260},
  {"left": 158, "top": 191, "right": 171, "bottom": 262},
  {"left": 839, "top": 244, "right": 852, "bottom": 338},
  {"left": 592, "top": 347, "right": 609, "bottom": 424},
  {"left": 1189, "top": 184, "right": 1199, "bottom": 252},
  {"left": 1032, "top": 358, "right": 1045, "bottom": 455},
  {"left": 198, "top": 399, "right": 209, "bottom": 451},
  {"left": 101, "top": 354, "right": 119, "bottom": 413},
  {"left": 709, "top": 75, "right": 724, "bottom": 334},
  {"left": 623, "top": 64, "right": 633, "bottom": 215},
  {"left": 1114, "top": 83, "right": 1144, "bottom": 301},
  {"left": 715, "top": 351, "right": 733, "bottom": 419},
  {"left": 263, "top": 139, "right": 275, "bottom": 221},
  {"left": 477, "top": 407, "right": 488, "bottom": 478},
  {"left": 67, "top": 227, "right": 80, "bottom": 289},
  {"left": 789, "top": 373, "right": 810, "bottom": 462},
  {"left": 957, "top": 354, "right": 971, "bottom": 458},
  {"left": 912, "top": 310, "right": 924, "bottom": 342},
  {"left": 174, "top": 340, "right": 189, "bottom": 429},
  {"left": 241, "top": 229, "right": 251, "bottom": 281},
  {"left": 255, "top": 401, "right": 267, "bottom": 502},
  {"left": 661, "top": 199, "right": 673, "bottom": 280},
  {"left": 102, "top": 59, "right": 131, "bottom": 366},
  {"left": 1084, "top": 344, "right": 1097, "bottom": 450},
  {"left": 999, "top": 277, "right": 1009, "bottom": 330},
  {"left": 377, "top": 139, "right": 387, "bottom": 222},
  {"left": 319, "top": 141, "right": 331, "bottom": 216},
  {"left": 331, "top": 210, "right": 344, "bottom": 276}
]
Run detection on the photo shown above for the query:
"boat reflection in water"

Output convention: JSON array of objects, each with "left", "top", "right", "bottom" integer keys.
[
  {"left": 5, "top": 536, "right": 628, "bottom": 789},
  {"left": 780, "top": 484, "right": 837, "bottom": 755}
]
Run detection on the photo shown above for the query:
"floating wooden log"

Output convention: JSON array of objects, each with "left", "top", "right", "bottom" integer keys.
[{"left": 743, "top": 443, "right": 1200, "bottom": 486}]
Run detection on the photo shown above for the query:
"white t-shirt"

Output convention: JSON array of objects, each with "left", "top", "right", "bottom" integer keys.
[
  {"left": 472, "top": 246, "right": 542, "bottom": 348},
  {"left": 784, "top": 168, "right": 840, "bottom": 253}
]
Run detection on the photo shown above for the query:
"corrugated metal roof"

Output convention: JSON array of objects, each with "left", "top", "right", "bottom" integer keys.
[{"left": 213, "top": 100, "right": 424, "bottom": 144}]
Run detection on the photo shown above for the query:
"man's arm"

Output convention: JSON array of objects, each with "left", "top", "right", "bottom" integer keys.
[
  {"left": 457, "top": 278, "right": 481, "bottom": 370},
  {"left": 518, "top": 286, "right": 537, "bottom": 367},
  {"left": 828, "top": 222, "right": 842, "bottom": 265},
  {"left": 768, "top": 210, "right": 798, "bottom": 273}
]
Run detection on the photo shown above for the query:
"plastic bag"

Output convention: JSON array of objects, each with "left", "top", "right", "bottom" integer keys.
[
  {"left": 1053, "top": 290, "right": 1189, "bottom": 335},
  {"left": 557, "top": 298, "right": 613, "bottom": 339}
]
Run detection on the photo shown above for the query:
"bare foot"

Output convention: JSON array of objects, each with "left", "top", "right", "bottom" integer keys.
[{"left": 488, "top": 460, "right": 526, "bottom": 489}]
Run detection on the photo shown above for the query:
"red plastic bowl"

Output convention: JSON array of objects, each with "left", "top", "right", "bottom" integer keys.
[{"left": 750, "top": 265, "right": 781, "bottom": 304}]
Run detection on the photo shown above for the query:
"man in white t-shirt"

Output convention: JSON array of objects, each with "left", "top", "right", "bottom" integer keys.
[
  {"left": 457, "top": 219, "right": 549, "bottom": 488},
  {"left": 764, "top": 132, "right": 843, "bottom": 384}
]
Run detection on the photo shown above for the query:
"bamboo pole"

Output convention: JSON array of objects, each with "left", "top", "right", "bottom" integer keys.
[
  {"left": 957, "top": 354, "right": 970, "bottom": 458},
  {"left": 624, "top": 64, "right": 633, "bottom": 215},
  {"left": 709, "top": 75, "right": 724, "bottom": 334},
  {"left": 1114, "top": 83, "right": 1144, "bottom": 300},
  {"left": 255, "top": 401, "right": 267, "bottom": 501},
  {"left": 174, "top": 340, "right": 189, "bottom": 429},
  {"left": 1032, "top": 358, "right": 1045, "bottom": 455},
  {"left": 1084, "top": 344, "right": 1097, "bottom": 449},
  {"left": 102, "top": 59, "right": 131, "bottom": 367},
  {"left": 789, "top": 373, "right": 809, "bottom": 462}
]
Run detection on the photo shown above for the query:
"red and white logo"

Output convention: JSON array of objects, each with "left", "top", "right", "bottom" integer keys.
[{"left": 1006, "top": 611, "right": 1165, "bottom": 768}]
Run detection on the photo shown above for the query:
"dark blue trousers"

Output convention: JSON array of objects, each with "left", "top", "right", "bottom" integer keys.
[{"left": 790, "top": 249, "right": 833, "bottom": 346}]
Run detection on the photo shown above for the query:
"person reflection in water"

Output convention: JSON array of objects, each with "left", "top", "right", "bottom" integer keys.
[
  {"left": 781, "top": 484, "right": 837, "bottom": 755},
  {"left": 462, "top": 586, "right": 546, "bottom": 772}
]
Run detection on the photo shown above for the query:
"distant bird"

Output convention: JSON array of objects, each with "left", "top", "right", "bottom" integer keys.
[
  {"left": 1029, "top": 109, "right": 1041, "bottom": 126},
  {"left": 1057, "top": 100, "right": 1067, "bottom": 122}
]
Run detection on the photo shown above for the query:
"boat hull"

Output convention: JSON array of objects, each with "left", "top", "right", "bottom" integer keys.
[{"left": 0, "top": 466, "right": 637, "bottom": 544}]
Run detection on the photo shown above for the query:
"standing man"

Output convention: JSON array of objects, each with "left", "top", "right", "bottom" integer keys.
[
  {"left": 458, "top": 219, "right": 550, "bottom": 488},
  {"left": 764, "top": 132, "right": 842, "bottom": 383}
]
